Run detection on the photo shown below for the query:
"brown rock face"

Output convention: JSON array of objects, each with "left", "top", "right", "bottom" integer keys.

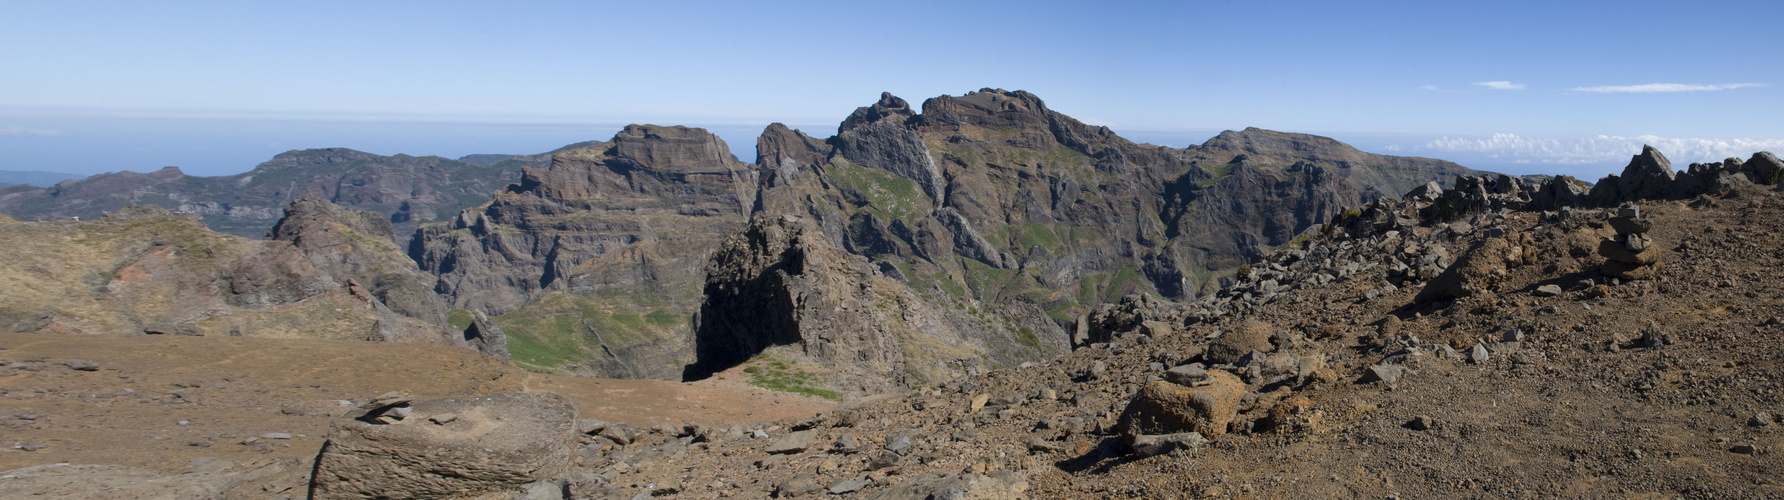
[
  {"left": 691, "top": 214, "right": 1067, "bottom": 393},
  {"left": 1118, "top": 370, "right": 1246, "bottom": 441},
  {"left": 269, "top": 196, "right": 450, "bottom": 328},
  {"left": 310, "top": 392, "right": 578, "bottom": 500},
  {"left": 411, "top": 125, "right": 755, "bottom": 378},
  {"left": 0, "top": 204, "right": 463, "bottom": 347}
]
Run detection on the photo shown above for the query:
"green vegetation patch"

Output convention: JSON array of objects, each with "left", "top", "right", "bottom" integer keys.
[
  {"left": 492, "top": 289, "right": 692, "bottom": 372},
  {"left": 962, "top": 258, "right": 1018, "bottom": 302},
  {"left": 822, "top": 160, "right": 927, "bottom": 222},
  {"left": 447, "top": 309, "right": 474, "bottom": 332},
  {"left": 741, "top": 357, "right": 842, "bottom": 401},
  {"left": 1104, "top": 266, "right": 1142, "bottom": 303},
  {"left": 1003, "top": 223, "right": 1062, "bottom": 255}
]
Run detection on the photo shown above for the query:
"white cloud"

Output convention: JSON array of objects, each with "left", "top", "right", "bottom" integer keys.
[
  {"left": 1412, "top": 133, "right": 1784, "bottom": 165},
  {"left": 1473, "top": 81, "right": 1526, "bottom": 90},
  {"left": 0, "top": 126, "right": 63, "bottom": 137},
  {"left": 1572, "top": 83, "right": 1764, "bottom": 93}
]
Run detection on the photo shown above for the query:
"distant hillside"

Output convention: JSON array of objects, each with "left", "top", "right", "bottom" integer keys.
[
  {"left": 0, "top": 147, "right": 574, "bottom": 241},
  {"left": 0, "top": 170, "right": 84, "bottom": 187}
]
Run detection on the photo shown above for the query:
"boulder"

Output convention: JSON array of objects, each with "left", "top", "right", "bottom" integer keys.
[
  {"left": 1745, "top": 151, "right": 1783, "bottom": 185},
  {"left": 310, "top": 392, "right": 579, "bottom": 500},
  {"left": 1205, "top": 319, "right": 1273, "bottom": 365},
  {"left": 1597, "top": 238, "right": 1661, "bottom": 265},
  {"left": 1117, "top": 370, "right": 1245, "bottom": 441},
  {"left": 1129, "top": 432, "right": 1207, "bottom": 458}
]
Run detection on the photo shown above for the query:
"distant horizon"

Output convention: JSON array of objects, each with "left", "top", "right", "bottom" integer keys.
[
  {"left": 6, "top": 1, "right": 1779, "bottom": 184},
  {"left": 2, "top": 108, "right": 1777, "bottom": 184}
]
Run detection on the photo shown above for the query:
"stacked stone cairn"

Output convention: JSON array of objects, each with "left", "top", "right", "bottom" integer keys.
[{"left": 1598, "top": 203, "right": 1661, "bottom": 280}]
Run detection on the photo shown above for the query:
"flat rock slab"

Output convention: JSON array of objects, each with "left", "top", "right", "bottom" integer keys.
[
  {"left": 310, "top": 392, "right": 578, "bottom": 500},
  {"left": 766, "top": 430, "right": 813, "bottom": 454}
]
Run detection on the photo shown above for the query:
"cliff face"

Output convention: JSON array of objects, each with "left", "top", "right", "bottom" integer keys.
[
  {"left": 0, "top": 203, "right": 460, "bottom": 347},
  {"left": 683, "top": 89, "right": 1482, "bottom": 393},
  {"left": 690, "top": 214, "right": 1069, "bottom": 393},
  {"left": 750, "top": 89, "right": 1485, "bottom": 324},
  {"left": 409, "top": 125, "right": 756, "bottom": 378},
  {"left": 0, "top": 148, "right": 544, "bottom": 243},
  {"left": 268, "top": 196, "right": 452, "bottom": 327}
]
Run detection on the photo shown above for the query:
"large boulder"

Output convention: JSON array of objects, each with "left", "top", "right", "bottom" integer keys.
[
  {"left": 1743, "top": 151, "right": 1783, "bottom": 185},
  {"left": 1414, "top": 236, "right": 1523, "bottom": 304},
  {"left": 310, "top": 392, "right": 579, "bottom": 500},
  {"left": 1204, "top": 319, "right": 1273, "bottom": 365},
  {"left": 1117, "top": 370, "right": 1246, "bottom": 441}
]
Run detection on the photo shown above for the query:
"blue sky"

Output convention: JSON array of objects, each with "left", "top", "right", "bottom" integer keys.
[{"left": 3, "top": 0, "right": 1781, "bottom": 178}]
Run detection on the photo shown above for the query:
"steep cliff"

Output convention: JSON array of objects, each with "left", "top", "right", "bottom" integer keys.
[
  {"left": 410, "top": 125, "right": 756, "bottom": 377},
  {"left": 751, "top": 89, "right": 1487, "bottom": 327},
  {"left": 690, "top": 214, "right": 1069, "bottom": 393}
]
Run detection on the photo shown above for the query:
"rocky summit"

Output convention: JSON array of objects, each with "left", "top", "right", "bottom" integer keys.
[
  {"left": 400, "top": 89, "right": 1490, "bottom": 389},
  {"left": 409, "top": 124, "right": 757, "bottom": 379}
]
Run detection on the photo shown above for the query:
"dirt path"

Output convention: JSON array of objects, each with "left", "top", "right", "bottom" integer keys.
[{"left": 0, "top": 333, "right": 831, "bottom": 472}]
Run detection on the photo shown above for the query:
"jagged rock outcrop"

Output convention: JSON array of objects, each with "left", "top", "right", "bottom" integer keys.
[
  {"left": 269, "top": 196, "right": 449, "bottom": 326},
  {"left": 692, "top": 214, "right": 1068, "bottom": 393},
  {"left": 753, "top": 89, "right": 1490, "bottom": 323},
  {"left": 0, "top": 148, "right": 546, "bottom": 242},
  {"left": 411, "top": 125, "right": 756, "bottom": 378}
]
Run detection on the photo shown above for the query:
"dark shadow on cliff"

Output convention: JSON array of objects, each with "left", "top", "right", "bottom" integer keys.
[{"left": 680, "top": 238, "right": 808, "bottom": 382}]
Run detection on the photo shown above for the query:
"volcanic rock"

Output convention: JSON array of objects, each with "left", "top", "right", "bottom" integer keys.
[
  {"left": 310, "top": 392, "right": 578, "bottom": 499},
  {"left": 1118, "top": 370, "right": 1245, "bottom": 442}
]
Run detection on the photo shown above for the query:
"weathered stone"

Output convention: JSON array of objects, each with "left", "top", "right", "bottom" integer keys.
[
  {"left": 1602, "top": 260, "right": 1661, "bottom": 280},
  {"left": 1117, "top": 370, "right": 1245, "bottom": 442},
  {"left": 1533, "top": 285, "right": 1563, "bottom": 297},
  {"left": 1140, "top": 320, "right": 1173, "bottom": 339},
  {"left": 1607, "top": 216, "right": 1651, "bottom": 235},
  {"left": 1597, "top": 238, "right": 1661, "bottom": 265},
  {"left": 1408, "top": 415, "right": 1435, "bottom": 431},
  {"left": 1750, "top": 413, "right": 1774, "bottom": 427},
  {"left": 1129, "top": 432, "right": 1207, "bottom": 458},
  {"left": 1359, "top": 364, "right": 1409, "bottom": 384},
  {"left": 829, "top": 479, "right": 872, "bottom": 495},
  {"left": 310, "top": 392, "right": 578, "bottom": 500},
  {"left": 1163, "top": 363, "right": 1209, "bottom": 386},
  {"left": 766, "top": 430, "right": 813, "bottom": 454},
  {"left": 61, "top": 359, "right": 100, "bottom": 371}
]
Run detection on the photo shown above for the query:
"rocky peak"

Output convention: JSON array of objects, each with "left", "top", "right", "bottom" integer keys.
[
  {"left": 839, "top": 92, "right": 916, "bottom": 132},
  {"left": 1607, "top": 145, "right": 1677, "bottom": 200},
  {"left": 513, "top": 125, "right": 752, "bottom": 209},
  {"left": 832, "top": 93, "right": 949, "bottom": 204},
  {"left": 269, "top": 196, "right": 449, "bottom": 327},
  {"left": 918, "top": 88, "right": 1053, "bottom": 130}
]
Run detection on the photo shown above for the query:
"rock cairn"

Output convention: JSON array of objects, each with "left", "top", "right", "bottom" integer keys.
[{"left": 1598, "top": 203, "right": 1661, "bottom": 280}]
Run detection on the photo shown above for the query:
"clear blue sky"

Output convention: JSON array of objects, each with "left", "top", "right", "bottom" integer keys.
[{"left": 3, "top": 0, "right": 1781, "bottom": 178}]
